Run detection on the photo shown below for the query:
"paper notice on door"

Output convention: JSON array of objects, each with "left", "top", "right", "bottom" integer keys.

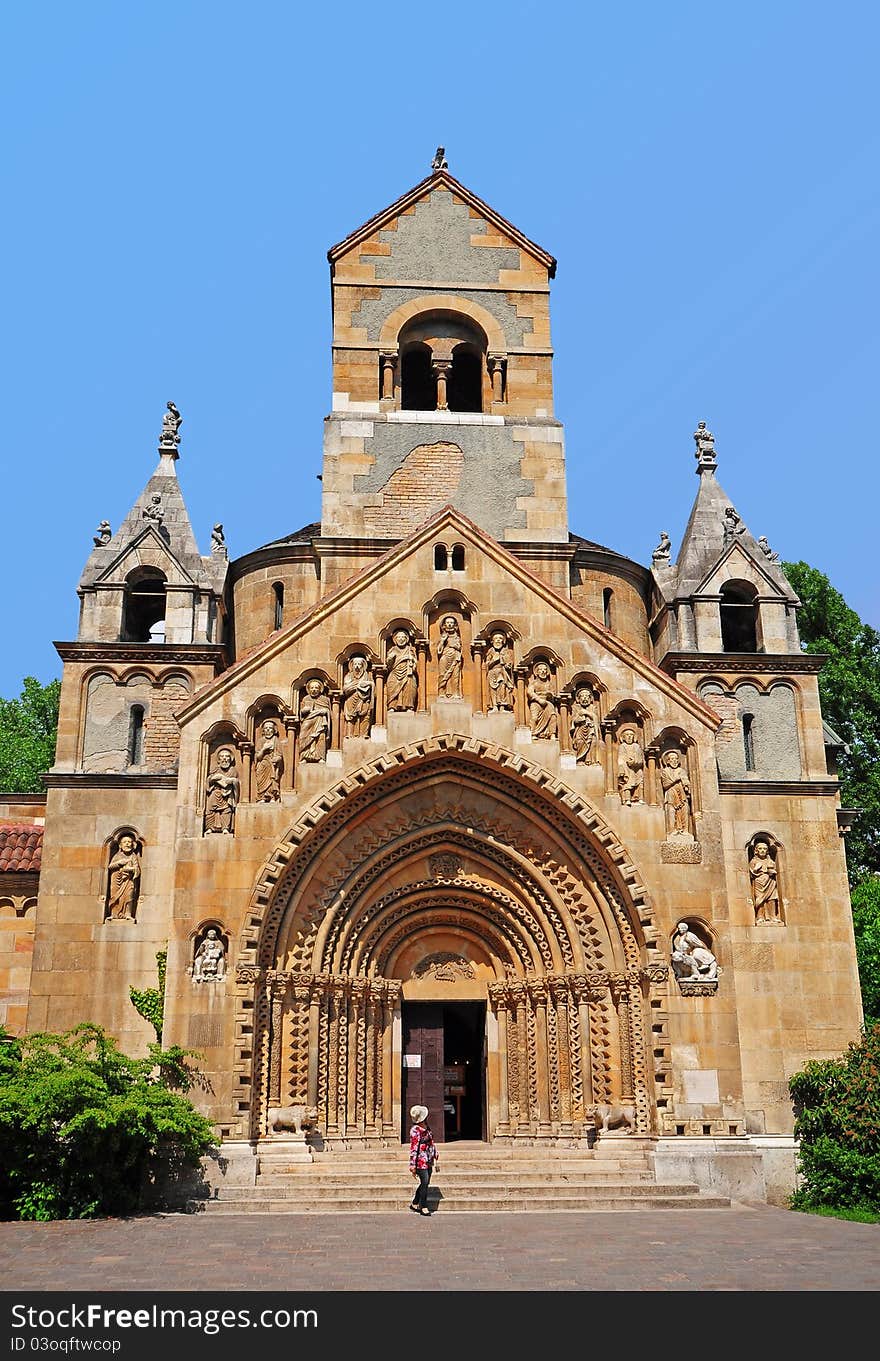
[{"left": 403, "top": 1054, "right": 422, "bottom": 1068}]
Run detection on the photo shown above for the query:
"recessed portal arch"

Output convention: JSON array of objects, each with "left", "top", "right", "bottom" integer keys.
[{"left": 232, "top": 735, "right": 668, "bottom": 1146}]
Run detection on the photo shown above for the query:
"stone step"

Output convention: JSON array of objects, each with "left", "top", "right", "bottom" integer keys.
[
  {"left": 189, "top": 1190, "right": 732, "bottom": 1214},
  {"left": 255, "top": 1169, "right": 658, "bottom": 1186},
  {"left": 222, "top": 1179, "right": 688, "bottom": 1200}
]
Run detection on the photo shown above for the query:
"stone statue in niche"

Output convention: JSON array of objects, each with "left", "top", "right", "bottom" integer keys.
[
  {"left": 386, "top": 628, "right": 418, "bottom": 711},
  {"left": 93, "top": 520, "right": 112, "bottom": 547},
  {"left": 750, "top": 839, "right": 782, "bottom": 924},
  {"left": 342, "top": 655, "right": 374, "bottom": 737},
  {"left": 254, "top": 719, "right": 283, "bottom": 801},
  {"left": 526, "top": 660, "right": 558, "bottom": 739},
  {"left": 660, "top": 749, "right": 692, "bottom": 837},
  {"left": 299, "top": 679, "right": 331, "bottom": 762},
  {"left": 671, "top": 921, "right": 718, "bottom": 981},
  {"left": 617, "top": 726, "right": 645, "bottom": 805},
  {"left": 485, "top": 630, "right": 514, "bottom": 711},
  {"left": 570, "top": 684, "right": 599, "bottom": 764},
  {"left": 436, "top": 615, "right": 463, "bottom": 699},
  {"left": 203, "top": 746, "right": 240, "bottom": 834},
  {"left": 192, "top": 927, "right": 226, "bottom": 983},
  {"left": 105, "top": 831, "right": 141, "bottom": 921}
]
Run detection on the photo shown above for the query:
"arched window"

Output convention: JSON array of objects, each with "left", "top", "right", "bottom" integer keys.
[
  {"left": 720, "top": 581, "right": 759, "bottom": 652},
  {"left": 401, "top": 343, "right": 436, "bottom": 411},
  {"left": 742, "top": 713, "right": 756, "bottom": 771},
  {"left": 447, "top": 344, "right": 482, "bottom": 413},
  {"left": 398, "top": 312, "right": 487, "bottom": 413},
  {"left": 273, "top": 582, "right": 284, "bottom": 630},
  {"left": 434, "top": 544, "right": 448, "bottom": 570},
  {"left": 451, "top": 544, "right": 465, "bottom": 571},
  {"left": 603, "top": 588, "right": 614, "bottom": 630},
  {"left": 122, "top": 569, "right": 166, "bottom": 642},
  {"left": 128, "top": 705, "right": 145, "bottom": 766}
]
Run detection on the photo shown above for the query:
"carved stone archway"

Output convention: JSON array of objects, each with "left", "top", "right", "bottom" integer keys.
[{"left": 231, "top": 736, "right": 671, "bottom": 1144}]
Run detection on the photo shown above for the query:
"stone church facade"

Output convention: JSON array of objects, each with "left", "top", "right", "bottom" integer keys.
[{"left": 1, "top": 161, "right": 863, "bottom": 1202}]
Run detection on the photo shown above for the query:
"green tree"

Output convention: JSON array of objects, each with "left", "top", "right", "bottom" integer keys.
[
  {"left": 782, "top": 562, "right": 880, "bottom": 883},
  {"left": 0, "top": 676, "right": 61, "bottom": 793},
  {"left": 0, "top": 1023, "right": 216, "bottom": 1221},
  {"left": 788, "top": 1021, "right": 880, "bottom": 1213},
  {"left": 852, "top": 876, "right": 880, "bottom": 1026}
]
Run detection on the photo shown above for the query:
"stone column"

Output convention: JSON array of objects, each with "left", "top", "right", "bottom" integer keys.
[
  {"left": 558, "top": 691, "right": 572, "bottom": 754},
  {"left": 610, "top": 974, "right": 634, "bottom": 1102},
  {"left": 602, "top": 718, "right": 616, "bottom": 795},
  {"left": 267, "top": 973, "right": 287, "bottom": 1109},
  {"left": 645, "top": 743, "right": 660, "bottom": 807},
  {"left": 514, "top": 666, "right": 528, "bottom": 729},
  {"left": 373, "top": 664, "right": 387, "bottom": 729},
  {"left": 489, "top": 984, "right": 511, "bottom": 1137},
  {"left": 549, "top": 976, "right": 573, "bottom": 1133},
  {"left": 487, "top": 353, "right": 505, "bottom": 403},
  {"left": 240, "top": 741, "right": 254, "bottom": 803},
  {"left": 329, "top": 692, "right": 341, "bottom": 752},
  {"left": 284, "top": 716, "right": 298, "bottom": 789},
  {"left": 380, "top": 350, "right": 397, "bottom": 401},
  {"left": 507, "top": 981, "right": 526, "bottom": 1133},
  {"left": 349, "top": 978, "right": 366, "bottom": 1134},
  {"left": 289, "top": 973, "right": 312, "bottom": 1104},
  {"left": 416, "top": 640, "right": 428, "bottom": 711},
  {"left": 471, "top": 639, "right": 486, "bottom": 713},
  {"left": 433, "top": 358, "right": 452, "bottom": 411},
  {"left": 529, "top": 978, "right": 552, "bottom": 1134}
]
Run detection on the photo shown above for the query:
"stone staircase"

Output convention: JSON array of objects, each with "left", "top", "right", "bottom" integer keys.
[{"left": 188, "top": 1140, "right": 734, "bottom": 1214}]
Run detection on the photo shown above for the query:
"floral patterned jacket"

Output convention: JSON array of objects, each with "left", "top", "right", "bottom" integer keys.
[{"left": 409, "top": 1123, "right": 438, "bottom": 1171}]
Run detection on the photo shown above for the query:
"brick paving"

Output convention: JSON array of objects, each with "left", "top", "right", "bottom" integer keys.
[{"left": 2, "top": 1205, "right": 879, "bottom": 1292}]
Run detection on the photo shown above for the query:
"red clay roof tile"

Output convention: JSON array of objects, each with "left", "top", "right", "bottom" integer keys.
[{"left": 0, "top": 824, "right": 43, "bottom": 873}]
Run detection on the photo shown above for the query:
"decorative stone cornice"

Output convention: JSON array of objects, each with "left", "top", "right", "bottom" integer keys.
[
  {"left": 55, "top": 642, "right": 227, "bottom": 670},
  {"left": 41, "top": 772, "right": 179, "bottom": 789},
  {"left": 718, "top": 779, "right": 841, "bottom": 797},
  {"left": 659, "top": 651, "right": 826, "bottom": 676}
]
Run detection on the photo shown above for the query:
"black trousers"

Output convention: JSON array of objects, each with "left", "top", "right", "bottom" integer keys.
[{"left": 412, "top": 1166, "right": 433, "bottom": 1210}]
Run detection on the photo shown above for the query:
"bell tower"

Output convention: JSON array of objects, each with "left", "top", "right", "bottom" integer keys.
[{"left": 320, "top": 153, "right": 567, "bottom": 556}]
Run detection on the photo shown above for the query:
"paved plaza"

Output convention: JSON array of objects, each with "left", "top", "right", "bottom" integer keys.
[{"left": 2, "top": 1204, "right": 879, "bottom": 1293}]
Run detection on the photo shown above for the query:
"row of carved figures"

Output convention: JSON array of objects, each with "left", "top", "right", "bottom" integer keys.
[{"left": 98, "top": 822, "right": 783, "bottom": 933}]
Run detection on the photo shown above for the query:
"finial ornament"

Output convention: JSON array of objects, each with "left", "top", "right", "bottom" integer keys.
[
  {"left": 758, "top": 535, "right": 780, "bottom": 563},
  {"left": 93, "top": 520, "right": 112, "bottom": 547},
  {"left": 159, "top": 400, "right": 183, "bottom": 455},
  {"left": 211, "top": 523, "right": 227, "bottom": 557},
  {"left": 693, "top": 420, "right": 717, "bottom": 473},
  {"left": 431, "top": 146, "right": 448, "bottom": 171}
]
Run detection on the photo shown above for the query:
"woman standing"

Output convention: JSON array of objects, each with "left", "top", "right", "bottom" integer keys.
[{"left": 408, "top": 1105, "right": 439, "bottom": 1216}]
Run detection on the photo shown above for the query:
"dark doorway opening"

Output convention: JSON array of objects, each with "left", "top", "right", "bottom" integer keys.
[{"left": 401, "top": 1000, "right": 485, "bottom": 1143}]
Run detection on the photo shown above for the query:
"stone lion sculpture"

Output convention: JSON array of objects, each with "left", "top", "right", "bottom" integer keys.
[
  {"left": 588, "top": 1103, "right": 635, "bottom": 1135},
  {"left": 267, "top": 1104, "right": 319, "bottom": 1136}
]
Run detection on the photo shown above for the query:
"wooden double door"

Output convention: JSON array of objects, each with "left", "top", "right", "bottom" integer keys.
[{"left": 401, "top": 1000, "right": 486, "bottom": 1143}]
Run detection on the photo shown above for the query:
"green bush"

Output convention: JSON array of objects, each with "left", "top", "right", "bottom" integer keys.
[
  {"left": 0, "top": 1023, "right": 217, "bottom": 1221},
  {"left": 789, "top": 1020, "right": 880, "bottom": 1212}
]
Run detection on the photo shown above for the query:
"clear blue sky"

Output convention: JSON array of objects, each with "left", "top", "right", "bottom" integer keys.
[{"left": 2, "top": 1, "right": 878, "bottom": 699}]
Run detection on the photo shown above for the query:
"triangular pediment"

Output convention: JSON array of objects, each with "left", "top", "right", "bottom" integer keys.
[
  {"left": 327, "top": 169, "right": 556, "bottom": 277},
  {"left": 694, "top": 540, "right": 798, "bottom": 601},
  {"left": 93, "top": 526, "right": 198, "bottom": 588},
  {"left": 178, "top": 506, "right": 719, "bottom": 730}
]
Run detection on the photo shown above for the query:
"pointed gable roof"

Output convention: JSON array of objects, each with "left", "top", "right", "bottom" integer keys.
[
  {"left": 177, "top": 504, "right": 720, "bottom": 730},
  {"left": 659, "top": 428, "right": 798, "bottom": 604},
  {"left": 80, "top": 450, "right": 226, "bottom": 594},
  {"left": 327, "top": 168, "right": 557, "bottom": 277}
]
